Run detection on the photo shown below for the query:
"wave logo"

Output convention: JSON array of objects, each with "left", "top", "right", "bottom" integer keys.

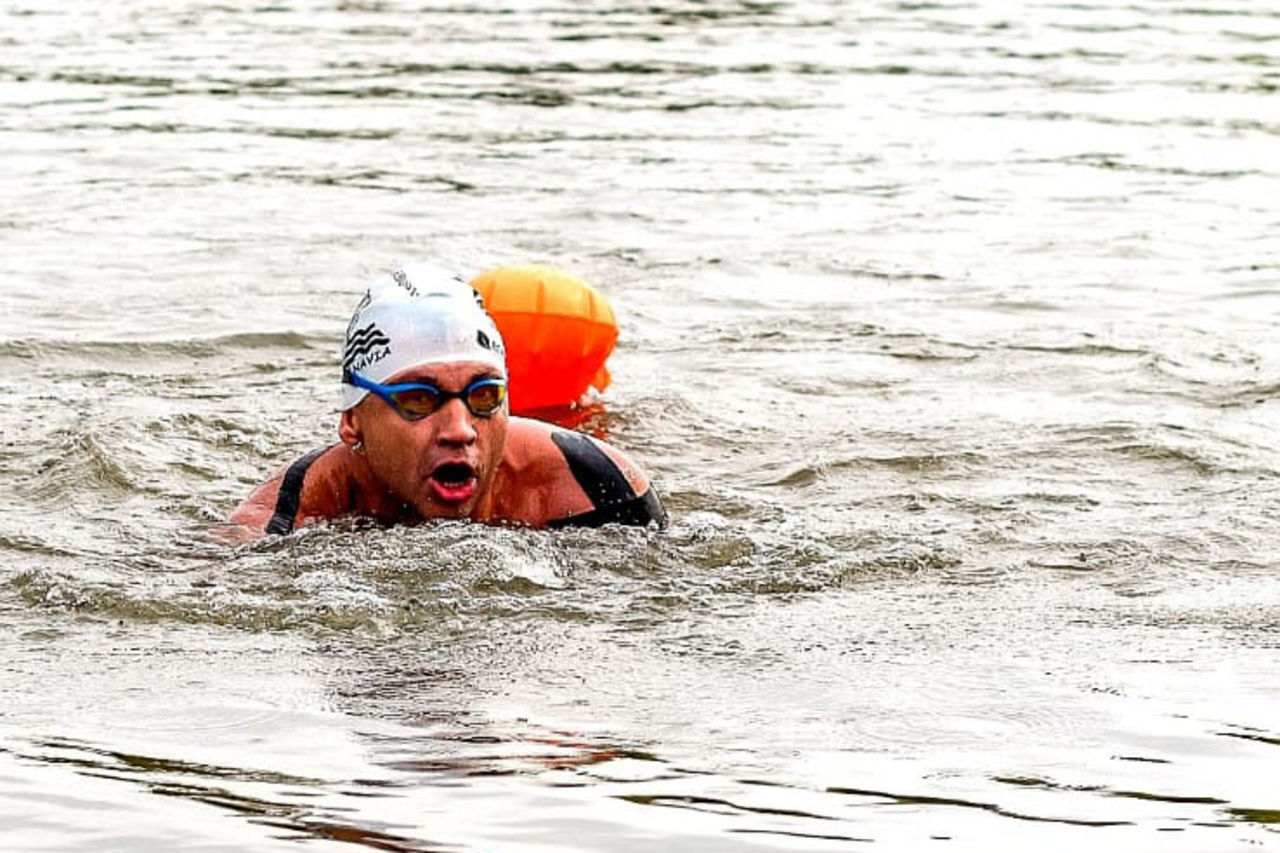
[{"left": 343, "top": 321, "right": 392, "bottom": 374}]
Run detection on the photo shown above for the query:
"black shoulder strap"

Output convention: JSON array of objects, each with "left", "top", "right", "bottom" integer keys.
[
  {"left": 551, "top": 431, "right": 635, "bottom": 506},
  {"left": 265, "top": 447, "right": 329, "bottom": 535},
  {"left": 547, "top": 487, "right": 667, "bottom": 530},
  {"left": 549, "top": 431, "right": 667, "bottom": 529}
]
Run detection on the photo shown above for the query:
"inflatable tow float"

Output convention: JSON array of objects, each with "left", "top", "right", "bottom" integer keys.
[{"left": 470, "top": 264, "right": 617, "bottom": 416}]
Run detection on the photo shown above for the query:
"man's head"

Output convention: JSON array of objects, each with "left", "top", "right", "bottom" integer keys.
[
  {"left": 338, "top": 264, "right": 510, "bottom": 520},
  {"left": 340, "top": 263, "right": 506, "bottom": 409}
]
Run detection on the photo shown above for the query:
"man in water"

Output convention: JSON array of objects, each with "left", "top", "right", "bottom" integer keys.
[{"left": 230, "top": 263, "right": 666, "bottom": 537}]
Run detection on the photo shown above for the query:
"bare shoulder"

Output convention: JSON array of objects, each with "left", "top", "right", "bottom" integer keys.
[
  {"left": 504, "top": 418, "right": 651, "bottom": 494},
  {"left": 498, "top": 418, "right": 662, "bottom": 528}
]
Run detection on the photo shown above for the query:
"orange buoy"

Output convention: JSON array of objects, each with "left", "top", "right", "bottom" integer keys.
[{"left": 470, "top": 264, "right": 617, "bottom": 414}]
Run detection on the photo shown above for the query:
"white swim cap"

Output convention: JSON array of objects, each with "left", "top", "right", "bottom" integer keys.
[{"left": 340, "top": 263, "right": 507, "bottom": 410}]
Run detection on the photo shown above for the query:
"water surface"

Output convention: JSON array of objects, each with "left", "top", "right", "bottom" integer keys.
[{"left": 2, "top": 1, "right": 1279, "bottom": 850}]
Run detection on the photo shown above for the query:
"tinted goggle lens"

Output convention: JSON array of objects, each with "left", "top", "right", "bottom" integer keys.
[
  {"left": 388, "top": 387, "right": 440, "bottom": 419},
  {"left": 387, "top": 379, "right": 506, "bottom": 420},
  {"left": 464, "top": 380, "right": 506, "bottom": 415}
]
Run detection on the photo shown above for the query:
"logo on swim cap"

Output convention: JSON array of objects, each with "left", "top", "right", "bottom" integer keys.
[{"left": 342, "top": 321, "right": 392, "bottom": 375}]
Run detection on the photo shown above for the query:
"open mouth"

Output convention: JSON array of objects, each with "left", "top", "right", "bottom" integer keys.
[{"left": 427, "top": 461, "right": 478, "bottom": 504}]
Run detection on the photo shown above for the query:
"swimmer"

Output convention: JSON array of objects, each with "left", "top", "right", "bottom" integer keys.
[{"left": 230, "top": 263, "right": 666, "bottom": 537}]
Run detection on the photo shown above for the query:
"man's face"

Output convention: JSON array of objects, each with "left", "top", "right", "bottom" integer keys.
[{"left": 352, "top": 360, "right": 509, "bottom": 520}]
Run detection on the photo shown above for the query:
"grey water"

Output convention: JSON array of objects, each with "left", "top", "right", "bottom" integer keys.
[{"left": 2, "top": 0, "right": 1279, "bottom": 850}]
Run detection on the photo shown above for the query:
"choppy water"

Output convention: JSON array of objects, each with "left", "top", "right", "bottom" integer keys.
[{"left": 3, "top": 1, "right": 1280, "bottom": 850}]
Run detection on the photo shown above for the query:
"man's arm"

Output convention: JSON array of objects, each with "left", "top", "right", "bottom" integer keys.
[{"left": 222, "top": 471, "right": 286, "bottom": 543}]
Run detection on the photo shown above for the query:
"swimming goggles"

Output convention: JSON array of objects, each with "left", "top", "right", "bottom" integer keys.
[{"left": 346, "top": 371, "right": 507, "bottom": 420}]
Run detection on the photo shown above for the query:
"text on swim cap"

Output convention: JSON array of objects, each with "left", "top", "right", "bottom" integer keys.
[
  {"left": 476, "top": 329, "right": 504, "bottom": 356},
  {"left": 391, "top": 267, "right": 419, "bottom": 297},
  {"left": 346, "top": 289, "right": 372, "bottom": 339}
]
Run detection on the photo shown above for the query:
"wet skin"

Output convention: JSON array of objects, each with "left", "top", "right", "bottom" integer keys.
[{"left": 229, "top": 361, "right": 653, "bottom": 536}]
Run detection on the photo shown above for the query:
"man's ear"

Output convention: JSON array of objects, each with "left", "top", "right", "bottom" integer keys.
[{"left": 339, "top": 409, "right": 362, "bottom": 447}]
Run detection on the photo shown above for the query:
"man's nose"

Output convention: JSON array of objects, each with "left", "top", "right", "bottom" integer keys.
[{"left": 434, "top": 398, "right": 477, "bottom": 445}]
